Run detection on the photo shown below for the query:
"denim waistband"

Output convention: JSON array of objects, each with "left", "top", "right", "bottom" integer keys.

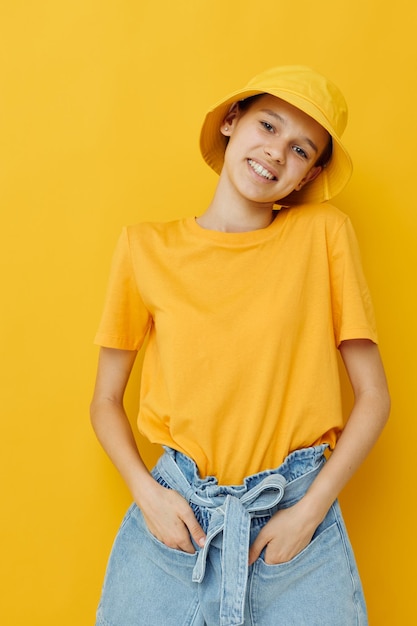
[{"left": 152, "top": 445, "right": 327, "bottom": 626}]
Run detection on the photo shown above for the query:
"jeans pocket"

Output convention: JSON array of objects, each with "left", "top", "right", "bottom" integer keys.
[
  {"left": 257, "top": 518, "right": 340, "bottom": 572},
  {"left": 142, "top": 520, "right": 199, "bottom": 560},
  {"left": 134, "top": 509, "right": 199, "bottom": 579},
  {"left": 97, "top": 504, "right": 201, "bottom": 626},
  {"left": 250, "top": 505, "right": 367, "bottom": 625}
]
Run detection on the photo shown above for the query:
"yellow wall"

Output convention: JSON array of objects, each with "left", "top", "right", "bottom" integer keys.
[{"left": 1, "top": 1, "right": 415, "bottom": 623}]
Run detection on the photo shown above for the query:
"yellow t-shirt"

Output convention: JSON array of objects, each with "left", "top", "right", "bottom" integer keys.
[{"left": 95, "top": 203, "right": 378, "bottom": 485}]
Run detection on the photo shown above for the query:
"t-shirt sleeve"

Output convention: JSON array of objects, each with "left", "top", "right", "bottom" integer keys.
[
  {"left": 94, "top": 227, "right": 152, "bottom": 350},
  {"left": 329, "top": 217, "right": 378, "bottom": 346}
]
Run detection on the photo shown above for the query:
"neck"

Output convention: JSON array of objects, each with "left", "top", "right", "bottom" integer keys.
[{"left": 197, "top": 178, "right": 276, "bottom": 233}]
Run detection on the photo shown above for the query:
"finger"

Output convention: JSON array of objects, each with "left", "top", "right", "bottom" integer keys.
[
  {"left": 160, "top": 518, "right": 196, "bottom": 554},
  {"left": 141, "top": 511, "right": 196, "bottom": 554},
  {"left": 248, "top": 534, "right": 266, "bottom": 566},
  {"left": 175, "top": 532, "right": 198, "bottom": 554},
  {"left": 182, "top": 510, "right": 206, "bottom": 548}
]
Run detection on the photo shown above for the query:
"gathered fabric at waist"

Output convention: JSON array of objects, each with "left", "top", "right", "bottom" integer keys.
[{"left": 151, "top": 445, "right": 328, "bottom": 626}]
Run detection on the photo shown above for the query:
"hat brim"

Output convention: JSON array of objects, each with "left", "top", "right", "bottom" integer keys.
[{"left": 200, "top": 87, "right": 352, "bottom": 205}]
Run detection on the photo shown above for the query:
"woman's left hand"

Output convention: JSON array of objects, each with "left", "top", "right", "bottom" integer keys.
[{"left": 248, "top": 500, "right": 318, "bottom": 566}]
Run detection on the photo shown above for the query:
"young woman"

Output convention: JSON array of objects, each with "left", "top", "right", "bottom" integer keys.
[{"left": 91, "top": 66, "right": 390, "bottom": 625}]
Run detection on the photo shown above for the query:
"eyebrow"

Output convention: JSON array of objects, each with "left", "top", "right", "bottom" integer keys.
[{"left": 260, "top": 109, "right": 319, "bottom": 153}]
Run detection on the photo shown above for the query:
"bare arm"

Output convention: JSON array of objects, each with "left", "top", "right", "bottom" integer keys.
[
  {"left": 90, "top": 346, "right": 206, "bottom": 552},
  {"left": 249, "top": 339, "right": 390, "bottom": 565}
]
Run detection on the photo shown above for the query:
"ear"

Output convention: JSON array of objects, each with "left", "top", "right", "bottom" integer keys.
[
  {"left": 220, "top": 102, "right": 240, "bottom": 137},
  {"left": 295, "top": 165, "right": 323, "bottom": 191}
]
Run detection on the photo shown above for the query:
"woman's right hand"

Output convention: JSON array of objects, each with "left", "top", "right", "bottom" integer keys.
[
  {"left": 91, "top": 347, "right": 206, "bottom": 553},
  {"left": 138, "top": 480, "right": 206, "bottom": 553}
]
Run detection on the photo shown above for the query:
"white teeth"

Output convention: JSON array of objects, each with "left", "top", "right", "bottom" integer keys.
[{"left": 248, "top": 159, "right": 275, "bottom": 180}]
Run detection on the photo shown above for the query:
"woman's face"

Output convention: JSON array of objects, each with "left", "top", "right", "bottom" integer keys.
[{"left": 220, "top": 94, "right": 330, "bottom": 207}]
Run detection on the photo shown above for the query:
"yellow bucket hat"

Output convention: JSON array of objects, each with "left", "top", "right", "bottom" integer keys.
[{"left": 200, "top": 65, "right": 352, "bottom": 205}]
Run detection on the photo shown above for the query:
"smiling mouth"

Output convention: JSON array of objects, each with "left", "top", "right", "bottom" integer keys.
[{"left": 248, "top": 159, "right": 277, "bottom": 181}]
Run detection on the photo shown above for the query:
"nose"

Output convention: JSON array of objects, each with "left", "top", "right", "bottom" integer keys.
[{"left": 264, "top": 138, "right": 285, "bottom": 163}]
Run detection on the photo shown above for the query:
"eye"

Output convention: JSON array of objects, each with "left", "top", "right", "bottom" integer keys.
[
  {"left": 292, "top": 145, "right": 308, "bottom": 159},
  {"left": 260, "top": 121, "right": 275, "bottom": 133}
]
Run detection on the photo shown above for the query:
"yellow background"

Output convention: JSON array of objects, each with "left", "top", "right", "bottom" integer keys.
[{"left": 1, "top": 1, "right": 415, "bottom": 623}]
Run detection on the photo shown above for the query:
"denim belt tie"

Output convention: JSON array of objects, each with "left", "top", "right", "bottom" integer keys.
[{"left": 155, "top": 452, "right": 287, "bottom": 626}]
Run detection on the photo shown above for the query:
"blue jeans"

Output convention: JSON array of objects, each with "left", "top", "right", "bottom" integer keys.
[{"left": 96, "top": 446, "right": 367, "bottom": 625}]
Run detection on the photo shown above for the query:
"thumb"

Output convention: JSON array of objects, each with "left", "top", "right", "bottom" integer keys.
[
  {"left": 248, "top": 533, "right": 265, "bottom": 566},
  {"left": 185, "top": 513, "right": 206, "bottom": 548}
]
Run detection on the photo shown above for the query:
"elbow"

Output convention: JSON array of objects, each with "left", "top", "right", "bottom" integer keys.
[
  {"left": 89, "top": 394, "right": 108, "bottom": 433},
  {"left": 371, "top": 383, "right": 391, "bottom": 431},
  {"left": 382, "top": 386, "right": 391, "bottom": 425},
  {"left": 89, "top": 398, "right": 100, "bottom": 433},
  {"left": 89, "top": 393, "right": 123, "bottom": 436}
]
